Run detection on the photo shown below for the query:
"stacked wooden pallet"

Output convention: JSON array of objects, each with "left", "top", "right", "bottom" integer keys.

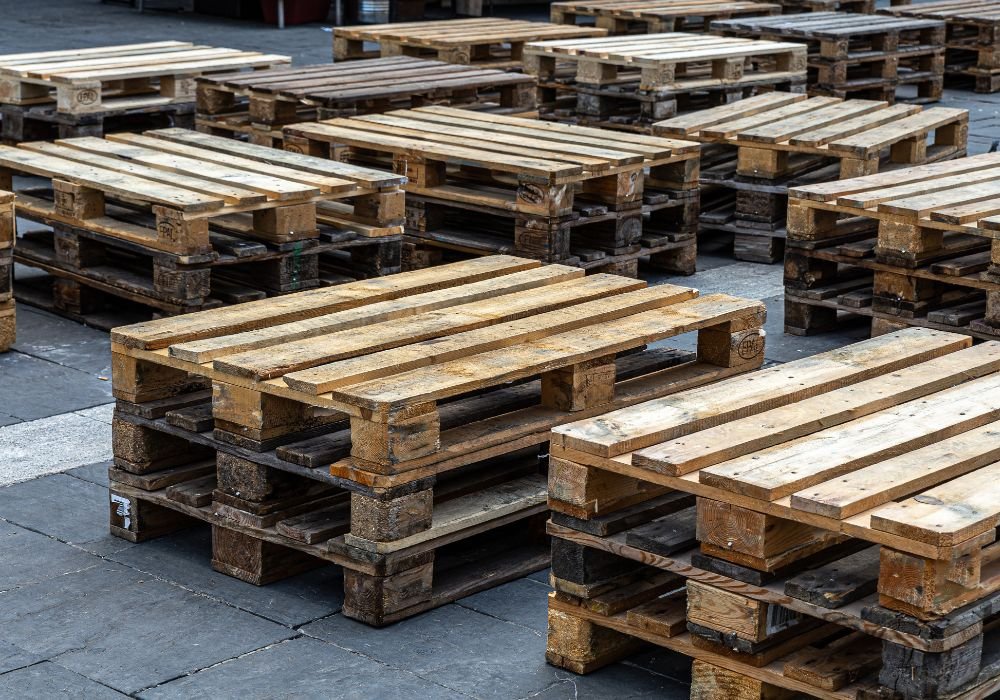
[
  {"left": 775, "top": 0, "right": 874, "bottom": 11},
  {"left": 107, "top": 255, "right": 766, "bottom": 626},
  {"left": 544, "top": 328, "right": 1000, "bottom": 699},
  {"left": 654, "top": 92, "right": 969, "bottom": 263},
  {"left": 0, "top": 42, "right": 289, "bottom": 143},
  {"left": 195, "top": 58, "right": 537, "bottom": 149},
  {"left": 284, "top": 107, "right": 702, "bottom": 276},
  {"left": 2, "top": 128, "right": 405, "bottom": 329},
  {"left": 522, "top": 33, "right": 808, "bottom": 130},
  {"left": 711, "top": 13, "right": 947, "bottom": 103},
  {"left": 785, "top": 152, "right": 1000, "bottom": 340},
  {"left": 882, "top": 0, "right": 1000, "bottom": 93},
  {"left": 333, "top": 19, "right": 606, "bottom": 69},
  {"left": 0, "top": 190, "right": 13, "bottom": 351},
  {"left": 549, "top": 0, "right": 781, "bottom": 34}
]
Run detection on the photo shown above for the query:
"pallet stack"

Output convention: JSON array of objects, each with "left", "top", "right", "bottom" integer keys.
[
  {"left": 785, "top": 152, "right": 1000, "bottom": 340},
  {"left": 773, "top": 0, "right": 874, "bottom": 11},
  {"left": 711, "top": 13, "right": 947, "bottom": 103},
  {"left": 194, "top": 58, "right": 538, "bottom": 149},
  {"left": 107, "top": 254, "right": 766, "bottom": 626},
  {"left": 0, "top": 42, "right": 290, "bottom": 143},
  {"left": 654, "top": 92, "right": 969, "bottom": 263},
  {"left": 522, "top": 33, "right": 808, "bottom": 131},
  {"left": 2, "top": 128, "right": 405, "bottom": 328},
  {"left": 333, "top": 19, "right": 607, "bottom": 69},
  {"left": 548, "top": 0, "right": 781, "bottom": 34},
  {"left": 0, "top": 190, "right": 13, "bottom": 351},
  {"left": 544, "top": 328, "right": 1000, "bottom": 699},
  {"left": 284, "top": 107, "right": 702, "bottom": 276},
  {"left": 881, "top": 0, "right": 1000, "bottom": 93}
]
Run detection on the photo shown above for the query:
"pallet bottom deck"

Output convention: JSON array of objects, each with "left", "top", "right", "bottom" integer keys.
[
  {"left": 0, "top": 101, "right": 196, "bottom": 143},
  {"left": 110, "top": 470, "right": 550, "bottom": 626}
]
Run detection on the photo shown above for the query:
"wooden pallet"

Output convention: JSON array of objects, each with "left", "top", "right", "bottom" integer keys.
[
  {"left": 881, "top": 0, "right": 1000, "bottom": 92},
  {"left": 786, "top": 151, "right": 1000, "bottom": 339},
  {"left": 284, "top": 107, "right": 702, "bottom": 275},
  {"left": 0, "top": 42, "right": 289, "bottom": 141},
  {"left": 773, "top": 0, "right": 875, "bottom": 11},
  {"left": 0, "top": 190, "right": 12, "bottom": 351},
  {"left": 549, "top": 0, "right": 781, "bottom": 34},
  {"left": 0, "top": 127, "right": 405, "bottom": 258},
  {"left": 195, "top": 57, "right": 538, "bottom": 148},
  {"left": 522, "top": 33, "right": 808, "bottom": 130},
  {"left": 654, "top": 92, "right": 968, "bottom": 262},
  {"left": 107, "top": 255, "right": 766, "bottom": 625},
  {"left": 333, "top": 19, "right": 606, "bottom": 69},
  {"left": 545, "top": 328, "right": 1000, "bottom": 699},
  {"left": 711, "top": 13, "right": 947, "bottom": 104}
]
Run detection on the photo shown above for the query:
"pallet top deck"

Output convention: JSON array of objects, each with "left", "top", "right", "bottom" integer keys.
[
  {"left": 0, "top": 127, "right": 404, "bottom": 217},
  {"left": 881, "top": 0, "right": 1000, "bottom": 23},
  {"left": 550, "top": 0, "right": 782, "bottom": 20},
  {"left": 522, "top": 32, "right": 807, "bottom": 68},
  {"left": 709, "top": 11, "right": 946, "bottom": 38},
  {"left": 654, "top": 92, "right": 968, "bottom": 159},
  {"left": 196, "top": 57, "right": 534, "bottom": 108},
  {"left": 787, "top": 151, "right": 1000, "bottom": 238},
  {"left": 333, "top": 18, "right": 607, "bottom": 47},
  {"left": 550, "top": 328, "right": 1000, "bottom": 560},
  {"left": 111, "top": 255, "right": 765, "bottom": 416},
  {"left": 285, "top": 106, "right": 699, "bottom": 184},
  {"left": 0, "top": 41, "right": 290, "bottom": 86}
]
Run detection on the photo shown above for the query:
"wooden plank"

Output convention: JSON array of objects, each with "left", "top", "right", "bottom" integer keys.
[
  {"left": 110, "top": 255, "right": 539, "bottom": 350},
  {"left": 632, "top": 342, "right": 1000, "bottom": 476},
  {"left": 281, "top": 284, "right": 697, "bottom": 393},
  {"left": 869, "top": 461, "right": 1000, "bottom": 546},
  {"left": 213, "top": 278, "right": 690, "bottom": 381},
  {"left": 698, "top": 373, "right": 1000, "bottom": 501},
  {"left": 173, "top": 264, "right": 583, "bottom": 363},
  {"left": 144, "top": 128, "right": 405, "bottom": 189},
  {"left": 551, "top": 329, "right": 970, "bottom": 458},
  {"left": 325, "top": 294, "right": 764, "bottom": 412},
  {"left": 790, "top": 421, "right": 1000, "bottom": 519},
  {"left": 0, "top": 145, "right": 223, "bottom": 213}
]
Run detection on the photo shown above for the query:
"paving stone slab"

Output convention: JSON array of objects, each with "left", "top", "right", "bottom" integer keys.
[
  {"left": 302, "top": 603, "right": 679, "bottom": 699},
  {"left": 0, "top": 473, "right": 128, "bottom": 555},
  {"left": 0, "top": 519, "right": 99, "bottom": 592},
  {"left": 0, "top": 662, "right": 128, "bottom": 699},
  {"left": 0, "top": 641, "right": 47, "bottom": 675},
  {"left": 458, "top": 577, "right": 551, "bottom": 635},
  {"left": 12, "top": 305, "right": 113, "bottom": 377},
  {"left": 111, "top": 527, "right": 344, "bottom": 627},
  {"left": 0, "top": 563, "right": 295, "bottom": 695},
  {"left": 139, "top": 636, "right": 466, "bottom": 700},
  {"left": 66, "top": 461, "right": 112, "bottom": 488},
  {"left": 0, "top": 352, "right": 112, "bottom": 422}
]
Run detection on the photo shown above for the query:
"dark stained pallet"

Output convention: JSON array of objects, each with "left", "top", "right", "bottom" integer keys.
[
  {"left": 882, "top": 0, "right": 1000, "bottom": 93},
  {"left": 549, "top": 0, "right": 781, "bottom": 34},
  {"left": 711, "top": 13, "right": 947, "bottom": 104},
  {"left": 195, "top": 57, "right": 537, "bottom": 149}
]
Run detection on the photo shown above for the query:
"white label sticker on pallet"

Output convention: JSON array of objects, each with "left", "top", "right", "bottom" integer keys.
[{"left": 111, "top": 493, "right": 132, "bottom": 530}]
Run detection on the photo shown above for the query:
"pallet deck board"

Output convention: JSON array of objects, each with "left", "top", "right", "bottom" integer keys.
[
  {"left": 333, "top": 18, "right": 607, "bottom": 68},
  {"left": 550, "top": 0, "right": 782, "bottom": 34}
]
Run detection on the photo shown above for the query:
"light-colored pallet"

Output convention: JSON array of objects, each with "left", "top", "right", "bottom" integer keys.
[
  {"left": 333, "top": 18, "right": 607, "bottom": 69},
  {"left": 0, "top": 41, "right": 289, "bottom": 116},
  {"left": 549, "top": 0, "right": 781, "bottom": 34}
]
